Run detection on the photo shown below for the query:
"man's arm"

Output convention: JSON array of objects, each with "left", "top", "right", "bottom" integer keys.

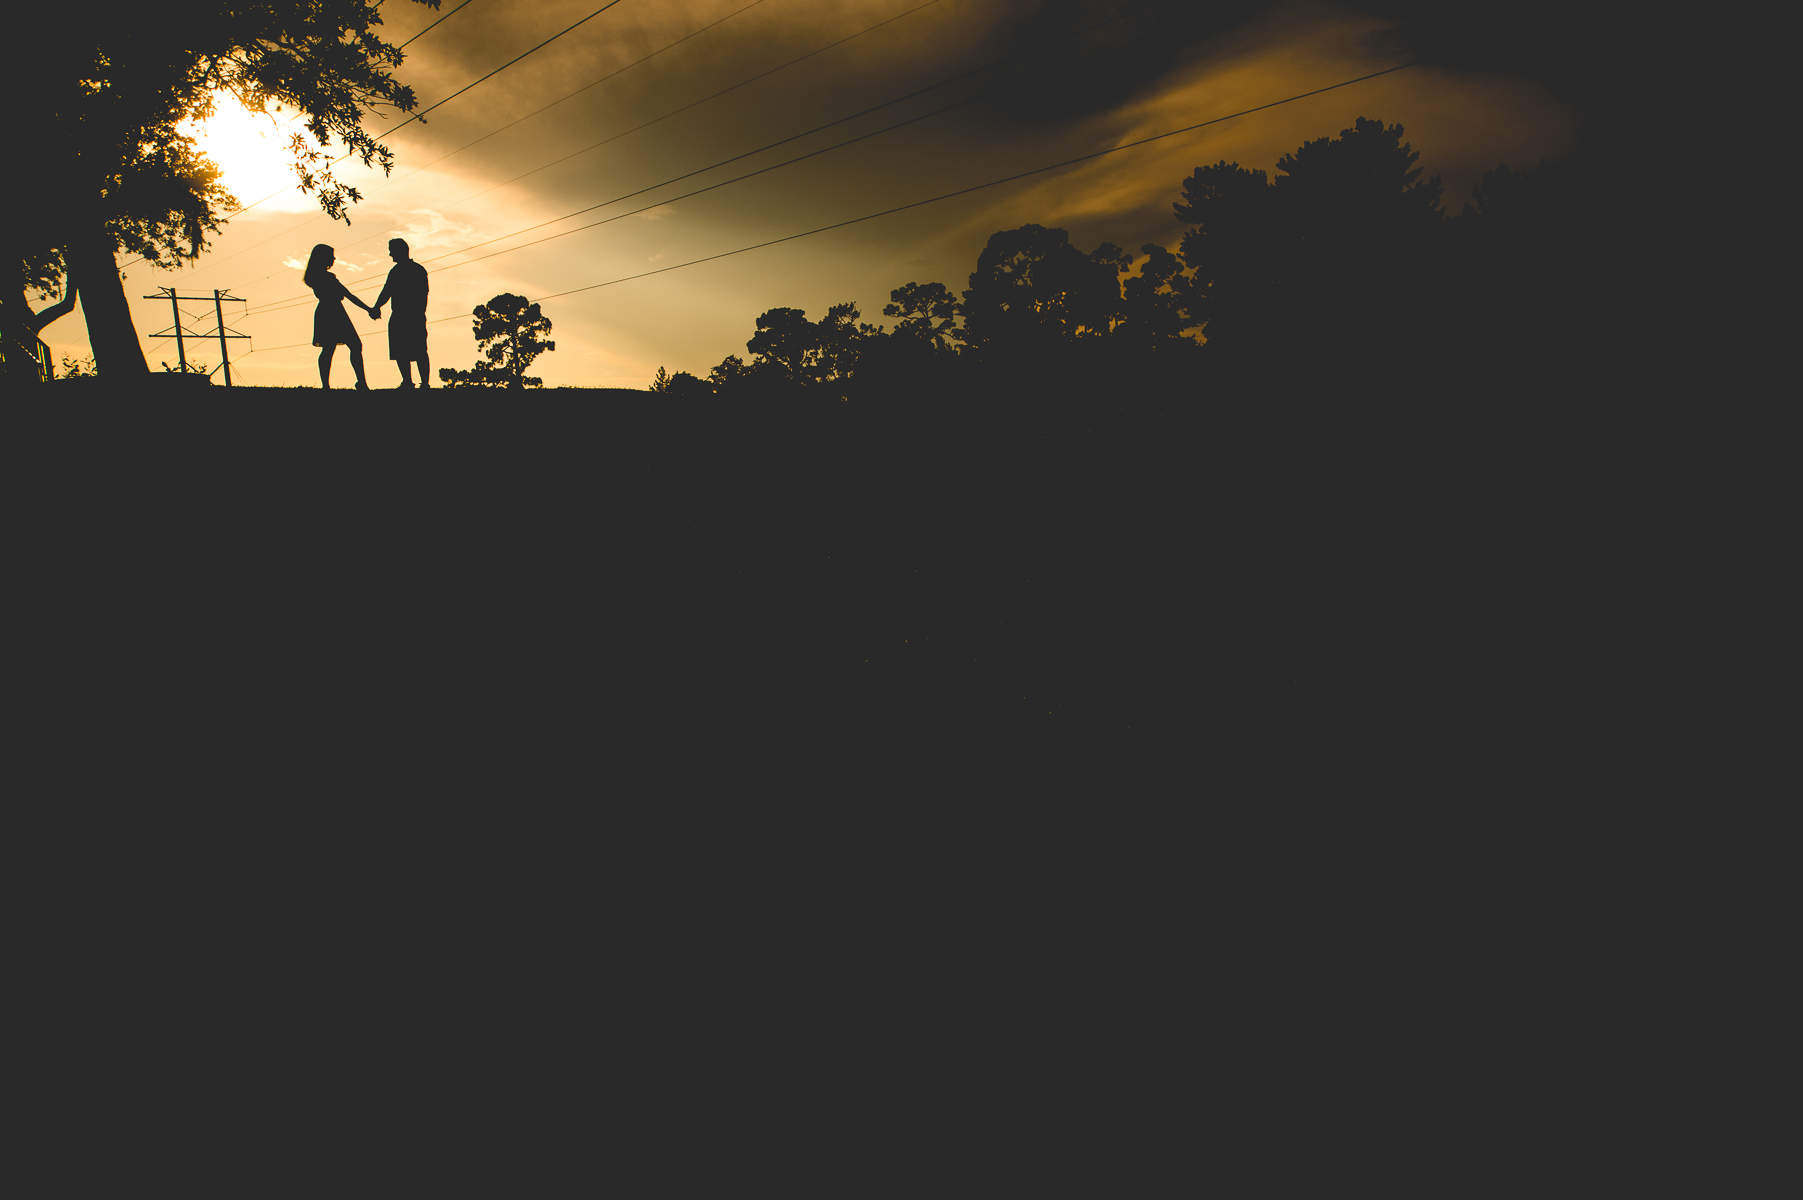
[{"left": 371, "top": 270, "right": 396, "bottom": 315}]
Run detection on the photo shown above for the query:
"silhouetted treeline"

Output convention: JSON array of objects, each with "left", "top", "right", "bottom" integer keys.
[{"left": 666, "top": 116, "right": 1604, "bottom": 406}]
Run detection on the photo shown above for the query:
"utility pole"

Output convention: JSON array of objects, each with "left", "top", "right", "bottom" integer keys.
[
  {"left": 214, "top": 290, "right": 234, "bottom": 387},
  {"left": 144, "top": 288, "right": 250, "bottom": 385},
  {"left": 166, "top": 288, "right": 186, "bottom": 371}
]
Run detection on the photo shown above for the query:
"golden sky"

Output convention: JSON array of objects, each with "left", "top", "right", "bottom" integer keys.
[{"left": 56, "top": 0, "right": 1575, "bottom": 388}]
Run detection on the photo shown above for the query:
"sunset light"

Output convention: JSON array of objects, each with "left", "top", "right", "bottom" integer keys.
[{"left": 178, "top": 90, "right": 316, "bottom": 216}]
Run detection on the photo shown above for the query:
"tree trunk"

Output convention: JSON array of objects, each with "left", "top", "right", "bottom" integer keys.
[
  {"left": 67, "top": 227, "right": 148, "bottom": 377},
  {"left": 1, "top": 280, "right": 81, "bottom": 384},
  {"left": 30, "top": 284, "right": 79, "bottom": 336}
]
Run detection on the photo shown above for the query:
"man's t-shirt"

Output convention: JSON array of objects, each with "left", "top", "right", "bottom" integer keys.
[{"left": 386, "top": 260, "right": 428, "bottom": 318}]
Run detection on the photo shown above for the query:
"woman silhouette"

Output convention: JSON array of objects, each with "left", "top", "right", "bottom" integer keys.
[{"left": 303, "top": 244, "right": 376, "bottom": 389}]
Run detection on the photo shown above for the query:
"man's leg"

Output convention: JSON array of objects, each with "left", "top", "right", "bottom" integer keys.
[
  {"left": 418, "top": 353, "right": 431, "bottom": 388},
  {"left": 397, "top": 358, "right": 414, "bottom": 387}
]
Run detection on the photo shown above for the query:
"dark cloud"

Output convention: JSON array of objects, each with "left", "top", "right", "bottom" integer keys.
[{"left": 976, "top": 0, "right": 1269, "bottom": 125}]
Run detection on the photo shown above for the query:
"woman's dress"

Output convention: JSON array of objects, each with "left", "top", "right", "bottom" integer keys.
[{"left": 309, "top": 272, "right": 361, "bottom": 348}]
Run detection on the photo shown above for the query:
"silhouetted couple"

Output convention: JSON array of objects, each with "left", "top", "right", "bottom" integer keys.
[{"left": 303, "top": 239, "right": 430, "bottom": 389}]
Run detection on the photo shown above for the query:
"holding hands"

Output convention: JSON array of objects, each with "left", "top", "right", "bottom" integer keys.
[{"left": 366, "top": 304, "right": 382, "bottom": 320}]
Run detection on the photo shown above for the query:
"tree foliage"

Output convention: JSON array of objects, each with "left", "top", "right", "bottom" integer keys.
[
  {"left": 712, "top": 303, "right": 876, "bottom": 396},
  {"left": 701, "top": 233, "right": 1207, "bottom": 398},
  {"left": 883, "top": 283, "right": 960, "bottom": 352},
  {"left": 956, "top": 225, "right": 1132, "bottom": 354},
  {"left": 1116, "top": 244, "right": 1199, "bottom": 353},
  {"left": 1174, "top": 117, "right": 1445, "bottom": 360}
]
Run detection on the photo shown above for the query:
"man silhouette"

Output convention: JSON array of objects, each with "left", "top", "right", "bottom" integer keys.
[{"left": 370, "top": 239, "right": 430, "bottom": 388}]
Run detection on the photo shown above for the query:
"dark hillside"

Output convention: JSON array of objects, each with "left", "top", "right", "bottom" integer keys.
[{"left": 8, "top": 370, "right": 1697, "bottom": 788}]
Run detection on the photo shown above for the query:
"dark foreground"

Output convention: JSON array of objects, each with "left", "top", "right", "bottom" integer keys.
[{"left": 7, "top": 372, "right": 1713, "bottom": 783}]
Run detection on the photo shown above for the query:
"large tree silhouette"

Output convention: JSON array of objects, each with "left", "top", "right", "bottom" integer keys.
[
  {"left": 10, "top": 1, "right": 439, "bottom": 376},
  {"left": 883, "top": 283, "right": 960, "bottom": 353},
  {"left": 1174, "top": 117, "right": 1444, "bottom": 367},
  {"left": 956, "top": 225, "right": 1130, "bottom": 358},
  {"left": 745, "top": 308, "right": 817, "bottom": 386},
  {"left": 1115, "top": 244, "right": 1200, "bottom": 355},
  {"left": 440, "top": 294, "right": 555, "bottom": 389},
  {"left": 717, "top": 303, "right": 873, "bottom": 395}
]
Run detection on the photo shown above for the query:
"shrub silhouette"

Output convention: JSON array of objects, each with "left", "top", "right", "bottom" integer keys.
[{"left": 650, "top": 366, "right": 712, "bottom": 396}]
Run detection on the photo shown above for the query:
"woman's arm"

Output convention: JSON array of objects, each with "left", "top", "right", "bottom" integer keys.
[{"left": 337, "top": 276, "right": 376, "bottom": 313}]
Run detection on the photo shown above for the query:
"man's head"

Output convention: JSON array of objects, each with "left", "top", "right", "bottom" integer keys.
[{"left": 389, "top": 239, "right": 411, "bottom": 263}]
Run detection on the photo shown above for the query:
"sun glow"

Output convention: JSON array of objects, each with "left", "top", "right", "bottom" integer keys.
[{"left": 180, "top": 90, "right": 317, "bottom": 214}]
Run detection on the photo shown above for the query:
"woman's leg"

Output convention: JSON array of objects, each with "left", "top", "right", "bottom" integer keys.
[
  {"left": 318, "top": 344, "right": 335, "bottom": 388},
  {"left": 348, "top": 339, "right": 368, "bottom": 388}
]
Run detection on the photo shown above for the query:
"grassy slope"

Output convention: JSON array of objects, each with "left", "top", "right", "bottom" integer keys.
[
  {"left": 11, "top": 373, "right": 1658, "bottom": 774},
  {"left": 17, "top": 379, "right": 1203, "bottom": 750}
]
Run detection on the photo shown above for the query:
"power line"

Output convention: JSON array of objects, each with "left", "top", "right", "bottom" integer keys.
[
  {"left": 216, "top": 0, "right": 950, "bottom": 293},
  {"left": 377, "top": 0, "right": 629, "bottom": 139},
  {"left": 245, "top": 4, "right": 1138, "bottom": 315},
  {"left": 253, "top": 76, "right": 992, "bottom": 313},
  {"left": 405, "top": 4, "right": 1130, "bottom": 264},
  {"left": 424, "top": 92, "right": 986, "bottom": 271},
  {"left": 234, "top": 63, "right": 1416, "bottom": 358},
  {"left": 184, "top": 0, "right": 483, "bottom": 228},
  {"left": 437, "top": 0, "right": 952, "bottom": 207},
  {"left": 396, "top": 0, "right": 480, "bottom": 50},
  {"left": 236, "top": 80, "right": 983, "bottom": 318},
  {"left": 239, "top": 80, "right": 987, "bottom": 321},
  {"left": 395, "top": 0, "right": 775, "bottom": 178},
  {"left": 190, "top": 0, "right": 782, "bottom": 288},
  {"left": 133, "top": 0, "right": 630, "bottom": 266},
  {"left": 530, "top": 65, "right": 1421, "bottom": 303}
]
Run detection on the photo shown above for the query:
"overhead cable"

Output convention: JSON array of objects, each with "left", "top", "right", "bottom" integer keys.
[
  {"left": 174, "top": 0, "right": 776, "bottom": 285},
  {"left": 138, "top": 0, "right": 631, "bottom": 256},
  {"left": 377, "top": 0, "right": 629, "bottom": 138},
  {"left": 218, "top": 0, "right": 949, "bottom": 291},
  {"left": 396, "top": 0, "right": 481, "bottom": 50},
  {"left": 237, "top": 62, "right": 1417, "bottom": 355},
  {"left": 246, "top": 6, "right": 1142, "bottom": 314},
  {"left": 529, "top": 64, "right": 1422, "bottom": 305}
]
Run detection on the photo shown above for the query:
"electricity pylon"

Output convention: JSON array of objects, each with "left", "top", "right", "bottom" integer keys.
[{"left": 144, "top": 288, "right": 250, "bottom": 386}]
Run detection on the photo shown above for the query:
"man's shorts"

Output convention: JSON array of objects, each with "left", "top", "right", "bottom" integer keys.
[{"left": 388, "top": 315, "right": 428, "bottom": 361}]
